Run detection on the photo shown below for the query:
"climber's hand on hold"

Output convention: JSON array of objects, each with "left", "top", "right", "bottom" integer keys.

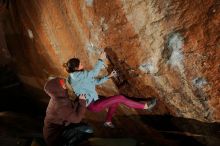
[
  {"left": 99, "top": 51, "right": 106, "bottom": 60},
  {"left": 108, "top": 70, "right": 117, "bottom": 78}
]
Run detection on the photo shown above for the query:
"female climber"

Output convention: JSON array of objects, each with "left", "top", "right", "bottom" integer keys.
[{"left": 64, "top": 51, "right": 157, "bottom": 128}]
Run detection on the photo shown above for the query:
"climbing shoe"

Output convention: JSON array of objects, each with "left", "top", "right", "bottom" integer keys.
[
  {"left": 146, "top": 98, "right": 157, "bottom": 112},
  {"left": 104, "top": 122, "right": 115, "bottom": 128}
]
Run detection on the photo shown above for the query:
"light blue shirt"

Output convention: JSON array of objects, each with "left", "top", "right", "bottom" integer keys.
[{"left": 68, "top": 60, "right": 109, "bottom": 106}]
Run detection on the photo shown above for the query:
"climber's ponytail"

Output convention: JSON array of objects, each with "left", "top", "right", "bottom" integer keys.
[{"left": 63, "top": 58, "right": 80, "bottom": 73}]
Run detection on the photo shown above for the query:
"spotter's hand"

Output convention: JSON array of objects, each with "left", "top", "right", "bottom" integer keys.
[{"left": 79, "top": 94, "right": 86, "bottom": 100}]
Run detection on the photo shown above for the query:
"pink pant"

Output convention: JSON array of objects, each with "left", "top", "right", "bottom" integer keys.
[{"left": 87, "top": 95, "right": 145, "bottom": 122}]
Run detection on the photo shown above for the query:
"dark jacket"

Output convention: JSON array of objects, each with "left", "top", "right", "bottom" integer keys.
[{"left": 43, "top": 77, "right": 86, "bottom": 146}]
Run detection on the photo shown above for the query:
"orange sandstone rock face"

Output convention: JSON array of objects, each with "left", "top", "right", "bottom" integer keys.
[{"left": 3, "top": 0, "right": 220, "bottom": 122}]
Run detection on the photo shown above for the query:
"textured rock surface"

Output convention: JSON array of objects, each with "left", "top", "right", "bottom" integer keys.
[{"left": 1, "top": 0, "right": 219, "bottom": 122}]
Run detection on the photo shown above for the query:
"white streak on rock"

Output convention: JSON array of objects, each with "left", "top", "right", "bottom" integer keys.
[
  {"left": 139, "top": 59, "right": 157, "bottom": 74},
  {"left": 85, "top": 0, "right": 93, "bottom": 7},
  {"left": 167, "top": 33, "right": 184, "bottom": 69},
  {"left": 27, "top": 29, "right": 34, "bottom": 39},
  {"left": 192, "top": 77, "right": 207, "bottom": 88}
]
